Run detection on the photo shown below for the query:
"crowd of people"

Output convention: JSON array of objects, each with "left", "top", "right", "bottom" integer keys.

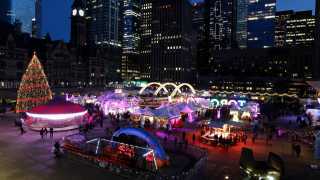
[{"left": 200, "top": 127, "right": 248, "bottom": 148}]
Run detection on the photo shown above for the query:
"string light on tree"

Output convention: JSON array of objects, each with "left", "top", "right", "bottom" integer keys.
[{"left": 16, "top": 53, "right": 52, "bottom": 113}]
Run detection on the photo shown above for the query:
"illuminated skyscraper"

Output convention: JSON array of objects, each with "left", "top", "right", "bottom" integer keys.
[
  {"left": 275, "top": 10, "right": 292, "bottom": 47},
  {"left": 140, "top": 0, "right": 152, "bottom": 79},
  {"left": 205, "top": 0, "right": 236, "bottom": 50},
  {"left": 192, "top": 2, "right": 208, "bottom": 74},
  {"left": 314, "top": 0, "right": 320, "bottom": 79},
  {"left": 151, "top": 0, "right": 193, "bottom": 82},
  {"left": 192, "top": 2, "right": 206, "bottom": 43},
  {"left": 86, "top": 0, "right": 121, "bottom": 47},
  {"left": 275, "top": 10, "right": 315, "bottom": 48},
  {"left": 247, "top": 0, "right": 276, "bottom": 48},
  {"left": 236, "top": 0, "right": 248, "bottom": 49},
  {"left": 121, "top": 0, "right": 141, "bottom": 81}
]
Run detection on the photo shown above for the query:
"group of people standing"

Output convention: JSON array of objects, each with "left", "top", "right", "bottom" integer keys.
[{"left": 40, "top": 127, "right": 54, "bottom": 139}]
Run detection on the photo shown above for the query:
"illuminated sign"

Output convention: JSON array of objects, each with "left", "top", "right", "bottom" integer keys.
[
  {"left": 209, "top": 98, "right": 247, "bottom": 108},
  {"left": 114, "top": 89, "right": 123, "bottom": 94}
]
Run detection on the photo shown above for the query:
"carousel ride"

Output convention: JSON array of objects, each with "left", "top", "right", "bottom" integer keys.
[{"left": 25, "top": 97, "right": 88, "bottom": 131}]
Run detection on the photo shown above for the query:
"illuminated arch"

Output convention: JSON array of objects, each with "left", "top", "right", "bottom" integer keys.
[
  {"left": 170, "top": 83, "right": 196, "bottom": 98},
  {"left": 139, "top": 82, "right": 165, "bottom": 95},
  {"left": 154, "top": 82, "right": 181, "bottom": 95},
  {"left": 111, "top": 128, "right": 168, "bottom": 160}
]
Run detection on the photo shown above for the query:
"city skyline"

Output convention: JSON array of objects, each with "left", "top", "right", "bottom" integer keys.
[{"left": 39, "top": 0, "right": 315, "bottom": 42}]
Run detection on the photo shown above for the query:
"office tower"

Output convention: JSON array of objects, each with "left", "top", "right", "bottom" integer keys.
[
  {"left": 0, "top": 0, "right": 12, "bottom": 24},
  {"left": 275, "top": 10, "right": 292, "bottom": 47},
  {"left": 315, "top": 0, "right": 320, "bottom": 79},
  {"left": 35, "top": 0, "right": 42, "bottom": 38},
  {"left": 86, "top": 0, "right": 121, "bottom": 47},
  {"left": 247, "top": 0, "right": 276, "bottom": 48},
  {"left": 192, "top": 2, "right": 206, "bottom": 43},
  {"left": 71, "top": 0, "right": 87, "bottom": 47},
  {"left": 151, "top": 0, "right": 193, "bottom": 82},
  {"left": 285, "top": 11, "right": 315, "bottom": 47},
  {"left": 205, "top": 0, "right": 236, "bottom": 50},
  {"left": 12, "top": 0, "right": 35, "bottom": 34},
  {"left": 31, "top": 18, "right": 37, "bottom": 37},
  {"left": 192, "top": 2, "right": 208, "bottom": 74},
  {"left": 121, "top": 0, "right": 141, "bottom": 81},
  {"left": 236, "top": 0, "right": 248, "bottom": 49},
  {"left": 140, "top": 0, "right": 152, "bottom": 79}
]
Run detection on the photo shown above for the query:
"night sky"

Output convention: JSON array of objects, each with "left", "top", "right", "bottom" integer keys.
[{"left": 42, "top": 0, "right": 315, "bottom": 42}]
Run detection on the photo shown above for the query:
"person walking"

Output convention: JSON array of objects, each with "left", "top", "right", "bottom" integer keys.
[
  {"left": 50, "top": 127, "right": 54, "bottom": 138},
  {"left": 192, "top": 133, "right": 196, "bottom": 144},
  {"left": 185, "top": 140, "right": 188, "bottom": 149},
  {"left": 252, "top": 135, "right": 256, "bottom": 144},
  {"left": 44, "top": 128, "right": 48, "bottom": 138},
  {"left": 291, "top": 142, "right": 296, "bottom": 156},
  {"left": 100, "top": 118, "right": 103, "bottom": 128},
  {"left": 182, "top": 131, "right": 186, "bottom": 141},
  {"left": 296, "top": 144, "right": 301, "bottom": 157},
  {"left": 174, "top": 137, "right": 178, "bottom": 147},
  {"left": 20, "top": 125, "right": 25, "bottom": 135},
  {"left": 243, "top": 134, "right": 247, "bottom": 145},
  {"left": 40, "top": 128, "right": 44, "bottom": 139}
]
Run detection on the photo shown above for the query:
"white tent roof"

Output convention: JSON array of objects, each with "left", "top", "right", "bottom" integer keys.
[
  {"left": 307, "top": 81, "right": 320, "bottom": 91},
  {"left": 153, "top": 107, "right": 180, "bottom": 118}
]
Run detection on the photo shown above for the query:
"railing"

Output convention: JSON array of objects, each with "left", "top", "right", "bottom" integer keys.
[{"left": 62, "top": 134, "right": 208, "bottom": 180}]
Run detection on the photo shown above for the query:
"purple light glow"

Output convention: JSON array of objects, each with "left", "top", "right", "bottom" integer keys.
[{"left": 26, "top": 110, "right": 87, "bottom": 120}]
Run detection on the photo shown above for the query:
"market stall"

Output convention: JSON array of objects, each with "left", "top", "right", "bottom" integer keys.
[{"left": 97, "top": 91, "right": 140, "bottom": 115}]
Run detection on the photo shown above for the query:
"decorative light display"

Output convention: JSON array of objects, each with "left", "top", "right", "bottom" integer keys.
[
  {"left": 139, "top": 82, "right": 196, "bottom": 98},
  {"left": 209, "top": 98, "right": 247, "bottom": 108},
  {"left": 98, "top": 91, "right": 140, "bottom": 115},
  {"left": 26, "top": 110, "right": 87, "bottom": 120},
  {"left": 16, "top": 53, "right": 52, "bottom": 113}
]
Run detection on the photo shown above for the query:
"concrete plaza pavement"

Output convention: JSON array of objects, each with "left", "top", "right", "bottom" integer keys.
[
  {"left": 0, "top": 112, "right": 320, "bottom": 180},
  {"left": 0, "top": 113, "right": 124, "bottom": 180}
]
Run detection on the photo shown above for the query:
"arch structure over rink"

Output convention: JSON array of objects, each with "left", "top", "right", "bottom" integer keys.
[
  {"left": 153, "top": 82, "right": 181, "bottom": 95},
  {"left": 139, "top": 82, "right": 196, "bottom": 97},
  {"left": 169, "top": 83, "right": 196, "bottom": 98},
  {"left": 111, "top": 127, "right": 169, "bottom": 161},
  {"left": 138, "top": 82, "right": 165, "bottom": 94}
]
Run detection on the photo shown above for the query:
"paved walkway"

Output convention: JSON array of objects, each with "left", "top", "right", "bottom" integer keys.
[
  {"left": 183, "top": 127, "right": 320, "bottom": 179},
  {"left": 1, "top": 113, "right": 320, "bottom": 180},
  {"left": 0, "top": 113, "right": 124, "bottom": 180}
]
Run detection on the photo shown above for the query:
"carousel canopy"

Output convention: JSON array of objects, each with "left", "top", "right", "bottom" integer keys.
[{"left": 28, "top": 97, "right": 86, "bottom": 114}]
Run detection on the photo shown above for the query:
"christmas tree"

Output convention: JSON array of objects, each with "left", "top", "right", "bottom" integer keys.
[{"left": 16, "top": 53, "right": 52, "bottom": 113}]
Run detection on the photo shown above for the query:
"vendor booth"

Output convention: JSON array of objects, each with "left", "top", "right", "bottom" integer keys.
[
  {"left": 97, "top": 91, "right": 140, "bottom": 115},
  {"left": 200, "top": 120, "right": 247, "bottom": 146}
]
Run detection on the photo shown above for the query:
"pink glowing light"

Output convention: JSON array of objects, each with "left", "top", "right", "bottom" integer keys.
[
  {"left": 26, "top": 110, "right": 87, "bottom": 120},
  {"left": 217, "top": 109, "right": 221, "bottom": 119}
]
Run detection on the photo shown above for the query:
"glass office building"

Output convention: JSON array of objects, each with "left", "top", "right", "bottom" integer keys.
[
  {"left": 12, "top": 0, "right": 35, "bottom": 33},
  {"left": 121, "top": 0, "right": 141, "bottom": 80},
  {"left": 236, "top": 0, "right": 248, "bottom": 49},
  {"left": 247, "top": 0, "right": 276, "bottom": 48},
  {"left": 86, "top": 0, "right": 121, "bottom": 47},
  {"left": 0, "top": 0, "right": 13, "bottom": 24}
]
